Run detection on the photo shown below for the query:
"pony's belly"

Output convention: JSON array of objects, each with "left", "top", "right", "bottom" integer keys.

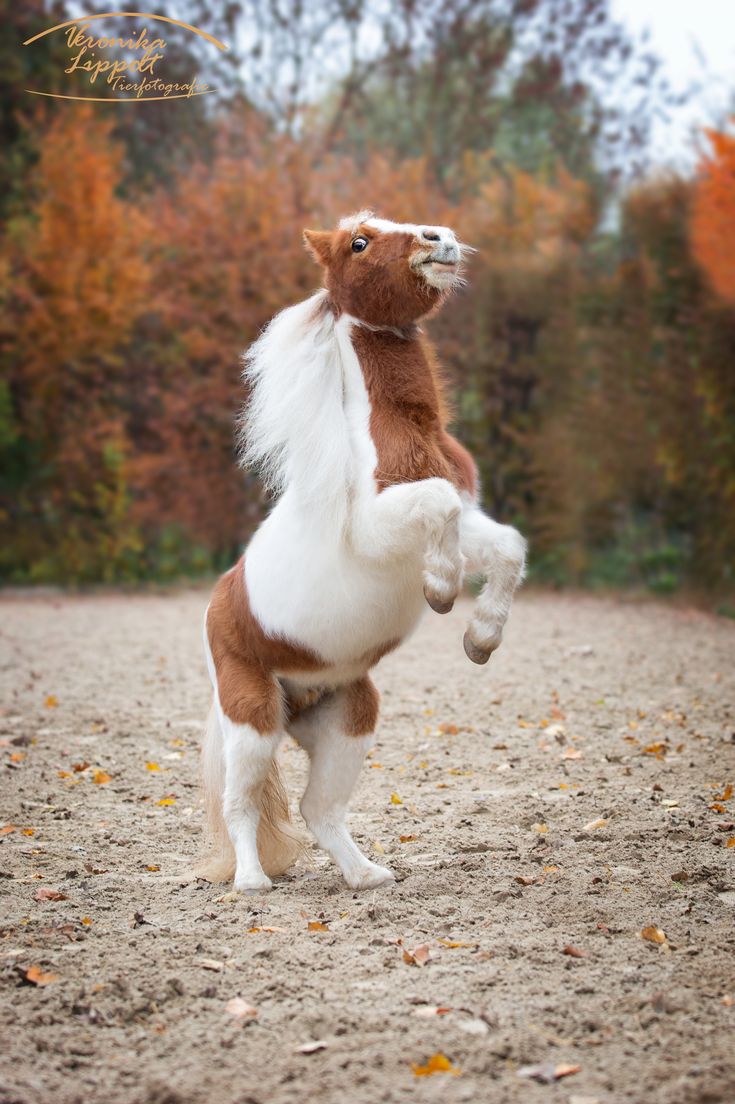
[{"left": 245, "top": 517, "right": 425, "bottom": 667}]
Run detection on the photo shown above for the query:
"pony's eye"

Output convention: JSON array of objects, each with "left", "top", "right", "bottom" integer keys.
[{"left": 351, "top": 236, "right": 369, "bottom": 253}]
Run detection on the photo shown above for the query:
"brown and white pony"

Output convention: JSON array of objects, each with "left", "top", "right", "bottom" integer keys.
[{"left": 199, "top": 210, "right": 526, "bottom": 892}]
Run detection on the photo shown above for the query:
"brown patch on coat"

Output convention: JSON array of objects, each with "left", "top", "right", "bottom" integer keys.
[
  {"left": 439, "top": 430, "right": 479, "bottom": 499},
  {"left": 343, "top": 676, "right": 380, "bottom": 736},
  {"left": 207, "top": 558, "right": 327, "bottom": 731},
  {"left": 353, "top": 326, "right": 476, "bottom": 493}
]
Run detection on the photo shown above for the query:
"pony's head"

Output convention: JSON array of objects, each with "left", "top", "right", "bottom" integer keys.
[{"left": 303, "top": 210, "right": 469, "bottom": 329}]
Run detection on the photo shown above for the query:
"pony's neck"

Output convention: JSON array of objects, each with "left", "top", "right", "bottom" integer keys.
[{"left": 350, "top": 324, "right": 445, "bottom": 431}]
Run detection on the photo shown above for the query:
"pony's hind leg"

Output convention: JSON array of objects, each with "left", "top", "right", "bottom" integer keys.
[
  {"left": 289, "top": 678, "right": 395, "bottom": 890},
  {"left": 219, "top": 712, "right": 281, "bottom": 892},
  {"left": 206, "top": 642, "right": 300, "bottom": 892}
]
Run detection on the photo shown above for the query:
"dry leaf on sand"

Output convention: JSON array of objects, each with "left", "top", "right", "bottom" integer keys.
[
  {"left": 641, "top": 926, "right": 667, "bottom": 944},
  {"left": 296, "top": 1040, "right": 328, "bottom": 1055},
  {"left": 24, "top": 965, "right": 59, "bottom": 986},
  {"left": 411, "top": 1053, "right": 461, "bottom": 1077},
  {"left": 34, "top": 888, "right": 66, "bottom": 902},
  {"left": 518, "top": 1062, "right": 581, "bottom": 1083},
  {"left": 402, "top": 943, "right": 430, "bottom": 967},
  {"left": 225, "top": 997, "right": 257, "bottom": 1019}
]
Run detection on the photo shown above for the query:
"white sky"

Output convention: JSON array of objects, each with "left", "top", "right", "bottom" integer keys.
[{"left": 611, "top": 0, "right": 735, "bottom": 165}]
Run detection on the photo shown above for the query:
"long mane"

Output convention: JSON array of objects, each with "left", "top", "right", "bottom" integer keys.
[{"left": 238, "top": 290, "right": 352, "bottom": 510}]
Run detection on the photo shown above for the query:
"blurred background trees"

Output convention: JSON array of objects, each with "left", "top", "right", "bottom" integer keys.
[{"left": 1, "top": 0, "right": 733, "bottom": 598}]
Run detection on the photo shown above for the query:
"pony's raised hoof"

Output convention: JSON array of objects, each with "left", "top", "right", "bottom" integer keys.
[
  {"left": 463, "top": 631, "right": 494, "bottom": 665},
  {"left": 423, "top": 586, "right": 455, "bottom": 615}
]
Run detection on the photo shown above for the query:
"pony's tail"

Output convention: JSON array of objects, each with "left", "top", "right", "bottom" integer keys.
[{"left": 194, "top": 701, "right": 307, "bottom": 882}]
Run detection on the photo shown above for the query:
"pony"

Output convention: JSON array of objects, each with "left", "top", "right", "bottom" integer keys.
[{"left": 198, "top": 210, "right": 527, "bottom": 893}]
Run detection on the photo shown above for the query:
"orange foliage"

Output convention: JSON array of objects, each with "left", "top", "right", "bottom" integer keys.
[{"left": 691, "top": 127, "right": 735, "bottom": 303}]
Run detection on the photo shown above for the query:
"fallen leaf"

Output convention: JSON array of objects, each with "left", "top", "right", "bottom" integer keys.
[
  {"left": 247, "top": 926, "right": 286, "bottom": 933},
  {"left": 296, "top": 1040, "right": 328, "bottom": 1055},
  {"left": 411, "top": 1053, "right": 460, "bottom": 1077},
  {"left": 195, "top": 958, "right": 224, "bottom": 972},
  {"left": 518, "top": 1062, "right": 581, "bottom": 1084},
  {"left": 562, "top": 747, "right": 583, "bottom": 760},
  {"left": 641, "top": 926, "right": 667, "bottom": 944},
  {"left": 390, "top": 792, "right": 403, "bottom": 805},
  {"left": 372, "top": 840, "right": 385, "bottom": 854},
  {"left": 716, "top": 783, "right": 733, "bottom": 802},
  {"left": 0, "top": 824, "right": 17, "bottom": 835},
  {"left": 642, "top": 742, "right": 668, "bottom": 759},
  {"left": 92, "top": 769, "right": 111, "bottom": 785},
  {"left": 22, "top": 828, "right": 34, "bottom": 836},
  {"left": 44, "top": 695, "right": 59, "bottom": 709},
  {"left": 145, "top": 762, "right": 160, "bottom": 772},
  {"left": 156, "top": 797, "right": 176, "bottom": 806},
  {"left": 24, "top": 965, "right": 59, "bottom": 986},
  {"left": 437, "top": 939, "right": 476, "bottom": 948},
  {"left": 226, "top": 997, "right": 257, "bottom": 1019},
  {"left": 307, "top": 921, "right": 329, "bottom": 932},
  {"left": 562, "top": 945, "right": 589, "bottom": 958},
  {"left": 80, "top": 917, "right": 93, "bottom": 926},
  {"left": 726, "top": 838, "right": 735, "bottom": 849},
  {"left": 34, "top": 888, "right": 66, "bottom": 902},
  {"left": 57, "top": 770, "right": 71, "bottom": 779},
  {"left": 413, "top": 1006, "right": 453, "bottom": 1018},
  {"left": 146, "top": 864, "right": 160, "bottom": 871},
  {"left": 400, "top": 834, "right": 417, "bottom": 843},
  {"left": 582, "top": 817, "right": 609, "bottom": 832},
  {"left": 438, "top": 723, "right": 460, "bottom": 735},
  {"left": 403, "top": 943, "right": 431, "bottom": 967},
  {"left": 515, "top": 875, "right": 538, "bottom": 886},
  {"left": 533, "top": 823, "right": 549, "bottom": 834},
  {"left": 72, "top": 761, "right": 89, "bottom": 773}
]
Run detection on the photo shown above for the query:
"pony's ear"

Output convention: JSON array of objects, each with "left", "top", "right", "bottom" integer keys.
[{"left": 303, "top": 229, "right": 333, "bottom": 266}]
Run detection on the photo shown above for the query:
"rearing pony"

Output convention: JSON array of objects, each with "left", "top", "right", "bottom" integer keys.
[{"left": 199, "top": 210, "right": 527, "bottom": 893}]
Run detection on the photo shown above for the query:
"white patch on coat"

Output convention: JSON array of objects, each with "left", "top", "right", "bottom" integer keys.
[{"left": 244, "top": 312, "right": 429, "bottom": 666}]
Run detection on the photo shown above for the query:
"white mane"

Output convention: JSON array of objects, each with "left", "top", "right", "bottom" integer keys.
[{"left": 238, "top": 290, "right": 353, "bottom": 510}]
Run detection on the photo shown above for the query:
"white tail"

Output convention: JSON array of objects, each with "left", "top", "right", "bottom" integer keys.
[{"left": 195, "top": 702, "right": 307, "bottom": 882}]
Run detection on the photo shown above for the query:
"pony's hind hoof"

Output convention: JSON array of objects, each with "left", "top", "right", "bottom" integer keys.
[
  {"left": 423, "top": 586, "right": 455, "bottom": 615},
  {"left": 463, "top": 631, "right": 493, "bottom": 665}
]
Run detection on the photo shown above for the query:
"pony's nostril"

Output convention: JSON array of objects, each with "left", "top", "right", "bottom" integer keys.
[{"left": 422, "top": 229, "right": 441, "bottom": 242}]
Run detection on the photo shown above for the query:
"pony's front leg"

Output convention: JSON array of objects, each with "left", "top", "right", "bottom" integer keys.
[
  {"left": 460, "top": 506, "right": 527, "bottom": 664},
  {"left": 352, "top": 478, "right": 464, "bottom": 613},
  {"left": 289, "top": 679, "right": 394, "bottom": 890}
]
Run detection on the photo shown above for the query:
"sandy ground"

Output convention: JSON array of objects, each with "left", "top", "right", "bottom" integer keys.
[{"left": 1, "top": 588, "right": 734, "bottom": 1104}]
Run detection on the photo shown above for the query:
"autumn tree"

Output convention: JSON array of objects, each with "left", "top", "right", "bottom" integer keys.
[
  {"left": 1, "top": 106, "right": 152, "bottom": 580},
  {"left": 690, "top": 126, "right": 735, "bottom": 305}
]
